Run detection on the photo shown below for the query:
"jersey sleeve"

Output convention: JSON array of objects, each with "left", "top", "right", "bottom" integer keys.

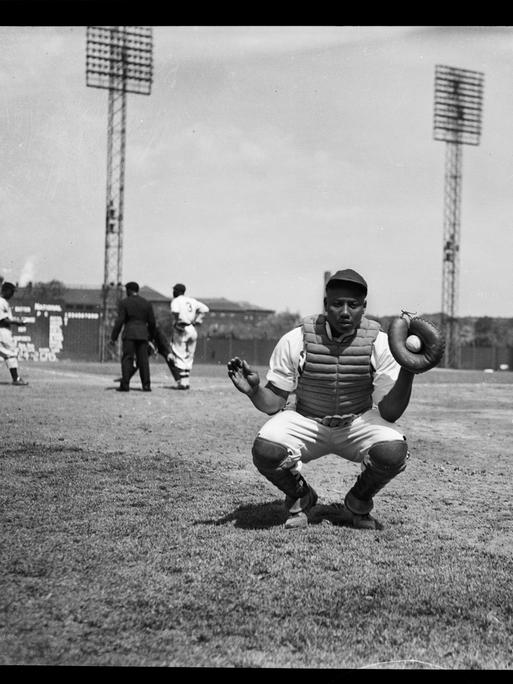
[
  {"left": 265, "top": 327, "right": 303, "bottom": 393},
  {"left": 371, "top": 330, "right": 401, "bottom": 405},
  {"left": 195, "top": 299, "right": 209, "bottom": 314},
  {"left": 0, "top": 298, "right": 11, "bottom": 321}
]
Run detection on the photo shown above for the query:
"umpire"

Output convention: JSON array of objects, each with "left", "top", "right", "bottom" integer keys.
[{"left": 110, "top": 281, "right": 156, "bottom": 392}]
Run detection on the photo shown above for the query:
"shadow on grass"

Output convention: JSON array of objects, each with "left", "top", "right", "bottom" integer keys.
[
  {"left": 104, "top": 386, "right": 152, "bottom": 392},
  {"left": 197, "top": 499, "right": 288, "bottom": 529},
  {"left": 196, "top": 502, "right": 363, "bottom": 530},
  {"left": 309, "top": 503, "right": 363, "bottom": 528}
]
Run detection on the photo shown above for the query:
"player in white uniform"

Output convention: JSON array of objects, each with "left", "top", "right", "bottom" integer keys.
[
  {"left": 169, "top": 283, "right": 209, "bottom": 390},
  {"left": 228, "top": 269, "right": 415, "bottom": 530},
  {"left": 0, "top": 281, "right": 29, "bottom": 386}
]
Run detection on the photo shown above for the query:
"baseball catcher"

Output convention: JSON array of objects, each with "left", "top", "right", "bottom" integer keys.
[{"left": 227, "top": 269, "right": 433, "bottom": 531}]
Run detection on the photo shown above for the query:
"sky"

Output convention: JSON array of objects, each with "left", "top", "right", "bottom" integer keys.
[{"left": 1, "top": 25, "right": 513, "bottom": 319}]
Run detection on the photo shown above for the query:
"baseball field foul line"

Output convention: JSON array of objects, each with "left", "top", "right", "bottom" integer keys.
[{"left": 20, "top": 366, "right": 230, "bottom": 391}]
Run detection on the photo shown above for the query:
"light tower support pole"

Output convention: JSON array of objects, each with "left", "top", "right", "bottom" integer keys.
[
  {"left": 441, "top": 140, "right": 463, "bottom": 368},
  {"left": 433, "top": 64, "right": 484, "bottom": 369},
  {"left": 102, "top": 77, "right": 127, "bottom": 361},
  {"left": 86, "top": 26, "right": 153, "bottom": 361}
]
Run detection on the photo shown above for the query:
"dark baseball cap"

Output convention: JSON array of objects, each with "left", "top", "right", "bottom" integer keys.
[
  {"left": 125, "top": 281, "right": 139, "bottom": 292},
  {"left": 173, "top": 283, "right": 186, "bottom": 293},
  {"left": 326, "top": 269, "right": 367, "bottom": 295}
]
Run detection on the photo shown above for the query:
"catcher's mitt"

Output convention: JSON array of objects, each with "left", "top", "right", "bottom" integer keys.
[{"left": 387, "top": 310, "right": 445, "bottom": 374}]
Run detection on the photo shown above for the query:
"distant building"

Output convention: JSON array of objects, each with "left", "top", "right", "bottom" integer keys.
[
  {"left": 197, "top": 297, "right": 275, "bottom": 336},
  {"left": 9, "top": 285, "right": 274, "bottom": 361},
  {"left": 63, "top": 285, "right": 171, "bottom": 320}
]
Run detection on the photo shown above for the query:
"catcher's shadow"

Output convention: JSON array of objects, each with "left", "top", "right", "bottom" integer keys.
[
  {"left": 195, "top": 501, "right": 356, "bottom": 530},
  {"left": 196, "top": 500, "right": 288, "bottom": 530}
]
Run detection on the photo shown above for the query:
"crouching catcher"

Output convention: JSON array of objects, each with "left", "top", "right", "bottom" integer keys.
[{"left": 227, "top": 269, "right": 418, "bottom": 530}]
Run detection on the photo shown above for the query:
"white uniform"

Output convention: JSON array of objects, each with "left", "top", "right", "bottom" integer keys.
[
  {"left": 0, "top": 296, "right": 19, "bottom": 370},
  {"left": 257, "top": 321, "right": 406, "bottom": 469},
  {"left": 170, "top": 294, "right": 209, "bottom": 388}
]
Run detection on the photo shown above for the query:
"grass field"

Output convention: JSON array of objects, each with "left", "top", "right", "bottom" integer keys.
[{"left": 1, "top": 360, "right": 513, "bottom": 669}]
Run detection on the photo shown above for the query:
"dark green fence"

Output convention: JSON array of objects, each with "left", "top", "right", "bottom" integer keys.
[
  {"left": 460, "top": 345, "right": 513, "bottom": 371},
  {"left": 195, "top": 337, "right": 279, "bottom": 367},
  {"left": 195, "top": 338, "right": 513, "bottom": 372}
]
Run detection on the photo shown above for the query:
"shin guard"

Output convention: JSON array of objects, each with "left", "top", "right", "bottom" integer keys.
[
  {"left": 252, "top": 436, "right": 309, "bottom": 501},
  {"left": 166, "top": 359, "right": 181, "bottom": 381},
  {"left": 345, "top": 439, "right": 409, "bottom": 515}
]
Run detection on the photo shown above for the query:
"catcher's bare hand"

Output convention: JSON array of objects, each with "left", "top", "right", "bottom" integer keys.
[{"left": 227, "top": 357, "right": 260, "bottom": 395}]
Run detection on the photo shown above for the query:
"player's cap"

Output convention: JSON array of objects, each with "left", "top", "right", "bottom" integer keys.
[
  {"left": 173, "top": 283, "right": 186, "bottom": 294},
  {"left": 125, "top": 281, "right": 139, "bottom": 292},
  {"left": 326, "top": 269, "right": 367, "bottom": 295}
]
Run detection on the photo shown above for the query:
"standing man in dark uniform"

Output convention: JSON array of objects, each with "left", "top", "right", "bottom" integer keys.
[{"left": 109, "top": 281, "right": 156, "bottom": 392}]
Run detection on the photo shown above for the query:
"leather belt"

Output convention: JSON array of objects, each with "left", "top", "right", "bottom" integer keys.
[{"left": 315, "top": 414, "right": 357, "bottom": 428}]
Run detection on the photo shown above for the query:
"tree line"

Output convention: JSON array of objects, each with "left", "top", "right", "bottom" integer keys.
[
  {"left": 375, "top": 313, "right": 513, "bottom": 348},
  {"left": 200, "top": 311, "right": 513, "bottom": 347}
]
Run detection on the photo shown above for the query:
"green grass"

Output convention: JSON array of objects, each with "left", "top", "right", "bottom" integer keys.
[{"left": 1, "top": 362, "right": 512, "bottom": 668}]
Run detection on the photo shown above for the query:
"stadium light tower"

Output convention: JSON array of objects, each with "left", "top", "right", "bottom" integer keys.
[
  {"left": 433, "top": 64, "right": 484, "bottom": 369},
  {"left": 86, "top": 26, "right": 153, "bottom": 361}
]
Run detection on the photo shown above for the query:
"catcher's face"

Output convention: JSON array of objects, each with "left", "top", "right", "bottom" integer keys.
[{"left": 324, "top": 285, "right": 366, "bottom": 338}]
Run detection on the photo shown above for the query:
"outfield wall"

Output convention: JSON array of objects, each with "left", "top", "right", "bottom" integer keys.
[
  {"left": 12, "top": 300, "right": 100, "bottom": 361},
  {"left": 460, "top": 345, "right": 513, "bottom": 371},
  {"left": 10, "top": 303, "right": 513, "bottom": 372},
  {"left": 194, "top": 336, "right": 279, "bottom": 367},
  {"left": 195, "top": 338, "right": 513, "bottom": 371}
]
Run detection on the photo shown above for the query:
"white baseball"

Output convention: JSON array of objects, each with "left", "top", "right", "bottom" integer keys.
[{"left": 405, "top": 334, "right": 423, "bottom": 352}]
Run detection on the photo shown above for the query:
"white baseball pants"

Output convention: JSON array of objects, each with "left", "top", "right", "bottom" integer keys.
[
  {"left": 0, "top": 328, "right": 19, "bottom": 369},
  {"left": 170, "top": 324, "right": 198, "bottom": 388},
  {"left": 256, "top": 407, "right": 406, "bottom": 469}
]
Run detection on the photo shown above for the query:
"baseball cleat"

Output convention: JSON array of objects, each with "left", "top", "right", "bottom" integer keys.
[
  {"left": 349, "top": 511, "right": 383, "bottom": 530},
  {"left": 284, "top": 511, "right": 309, "bottom": 529},
  {"left": 327, "top": 503, "right": 383, "bottom": 530},
  {"left": 12, "top": 378, "right": 28, "bottom": 386},
  {"left": 284, "top": 485, "right": 318, "bottom": 529}
]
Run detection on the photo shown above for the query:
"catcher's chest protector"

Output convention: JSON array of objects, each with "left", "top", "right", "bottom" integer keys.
[{"left": 296, "top": 314, "right": 380, "bottom": 419}]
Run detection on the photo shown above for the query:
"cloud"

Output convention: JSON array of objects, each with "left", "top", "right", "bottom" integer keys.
[
  {"left": 153, "top": 26, "right": 422, "bottom": 64},
  {"left": 0, "top": 27, "right": 82, "bottom": 90}
]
